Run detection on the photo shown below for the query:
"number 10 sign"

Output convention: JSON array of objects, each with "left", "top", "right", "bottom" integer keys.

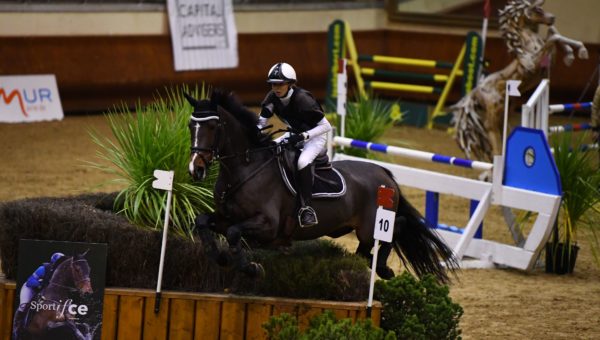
[{"left": 373, "top": 186, "right": 396, "bottom": 243}]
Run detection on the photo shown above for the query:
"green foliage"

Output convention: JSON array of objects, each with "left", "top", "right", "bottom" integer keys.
[
  {"left": 88, "top": 85, "right": 217, "bottom": 239},
  {"left": 375, "top": 272, "right": 463, "bottom": 340},
  {"left": 550, "top": 132, "right": 600, "bottom": 263},
  {"left": 263, "top": 310, "right": 396, "bottom": 340},
  {"left": 250, "top": 240, "right": 371, "bottom": 301},
  {"left": 329, "top": 92, "right": 402, "bottom": 158}
]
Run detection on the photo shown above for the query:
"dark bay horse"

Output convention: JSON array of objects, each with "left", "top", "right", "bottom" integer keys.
[
  {"left": 186, "top": 91, "right": 458, "bottom": 283},
  {"left": 17, "top": 253, "right": 94, "bottom": 340}
]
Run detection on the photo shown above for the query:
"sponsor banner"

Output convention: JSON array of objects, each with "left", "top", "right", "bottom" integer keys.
[
  {"left": 462, "top": 31, "right": 483, "bottom": 96},
  {"left": 0, "top": 75, "right": 64, "bottom": 123},
  {"left": 167, "top": 0, "right": 238, "bottom": 71},
  {"left": 326, "top": 19, "right": 346, "bottom": 109},
  {"left": 13, "top": 240, "right": 107, "bottom": 340}
]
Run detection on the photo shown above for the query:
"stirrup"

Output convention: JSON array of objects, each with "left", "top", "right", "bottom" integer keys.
[{"left": 298, "top": 206, "right": 318, "bottom": 227}]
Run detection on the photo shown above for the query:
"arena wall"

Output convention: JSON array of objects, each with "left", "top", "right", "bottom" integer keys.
[{"left": 0, "top": 7, "right": 598, "bottom": 113}]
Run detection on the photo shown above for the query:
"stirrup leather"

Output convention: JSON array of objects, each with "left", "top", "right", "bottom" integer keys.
[{"left": 298, "top": 206, "right": 318, "bottom": 227}]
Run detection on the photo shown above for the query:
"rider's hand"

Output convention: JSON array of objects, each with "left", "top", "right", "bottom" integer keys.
[
  {"left": 260, "top": 105, "right": 272, "bottom": 117},
  {"left": 286, "top": 133, "right": 305, "bottom": 145}
]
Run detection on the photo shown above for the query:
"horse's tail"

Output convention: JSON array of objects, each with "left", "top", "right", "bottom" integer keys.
[{"left": 385, "top": 171, "right": 459, "bottom": 283}]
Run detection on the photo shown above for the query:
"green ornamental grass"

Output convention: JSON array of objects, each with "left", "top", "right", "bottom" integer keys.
[
  {"left": 329, "top": 92, "right": 402, "bottom": 158},
  {"left": 88, "top": 85, "right": 217, "bottom": 239},
  {"left": 550, "top": 131, "right": 600, "bottom": 264}
]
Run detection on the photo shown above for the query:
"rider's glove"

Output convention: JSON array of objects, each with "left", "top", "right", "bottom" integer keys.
[
  {"left": 260, "top": 105, "right": 273, "bottom": 118},
  {"left": 286, "top": 133, "right": 306, "bottom": 145}
]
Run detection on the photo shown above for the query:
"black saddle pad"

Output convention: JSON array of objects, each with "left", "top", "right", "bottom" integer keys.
[{"left": 278, "top": 148, "right": 346, "bottom": 198}]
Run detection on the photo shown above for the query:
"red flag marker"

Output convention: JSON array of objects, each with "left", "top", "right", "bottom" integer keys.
[{"left": 377, "top": 187, "right": 395, "bottom": 209}]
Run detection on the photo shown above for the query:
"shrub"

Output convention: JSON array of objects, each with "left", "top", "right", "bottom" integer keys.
[
  {"left": 249, "top": 240, "right": 370, "bottom": 301},
  {"left": 263, "top": 310, "right": 396, "bottom": 340},
  {"left": 375, "top": 272, "right": 463, "bottom": 340},
  {"left": 88, "top": 85, "right": 217, "bottom": 239}
]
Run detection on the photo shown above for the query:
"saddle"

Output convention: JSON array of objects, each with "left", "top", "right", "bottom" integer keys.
[{"left": 277, "top": 145, "right": 346, "bottom": 198}]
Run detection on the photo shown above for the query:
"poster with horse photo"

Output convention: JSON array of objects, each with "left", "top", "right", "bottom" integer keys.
[{"left": 12, "top": 239, "right": 107, "bottom": 340}]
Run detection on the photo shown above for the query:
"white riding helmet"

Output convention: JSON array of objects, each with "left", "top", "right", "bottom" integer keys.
[
  {"left": 267, "top": 62, "right": 297, "bottom": 84},
  {"left": 51, "top": 252, "right": 65, "bottom": 263}
]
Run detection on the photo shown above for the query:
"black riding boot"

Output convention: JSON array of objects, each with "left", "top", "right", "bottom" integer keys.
[
  {"left": 297, "top": 166, "right": 318, "bottom": 227},
  {"left": 13, "top": 309, "right": 25, "bottom": 339}
]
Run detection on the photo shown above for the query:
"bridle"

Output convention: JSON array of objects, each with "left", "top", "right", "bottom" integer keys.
[
  {"left": 189, "top": 109, "right": 222, "bottom": 169},
  {"left": 189, "top": 107, "right": 294, "bottom": 202}
]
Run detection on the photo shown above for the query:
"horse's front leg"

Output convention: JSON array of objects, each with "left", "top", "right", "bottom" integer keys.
[{"left": 223, "top": 214, "right": 276, "bottom": 277}]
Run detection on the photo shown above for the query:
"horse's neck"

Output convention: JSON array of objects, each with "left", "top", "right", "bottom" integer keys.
[
  {"left": 218, "top": 115, "right": 275, "bottom": 180},
  {"left": 220, "top": 114, "right": 252, "bottom": 155},
  {"left": 515, "top": 27, "right": 552, "bottom": 71},
  {"left": 42, "top": 265, "right": 72, "bottom": 300}
]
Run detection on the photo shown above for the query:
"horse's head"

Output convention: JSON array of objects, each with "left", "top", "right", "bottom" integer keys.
[
  {"left": 71, "top": 252, "right": 93, "bottom": 294},
  {"left": 499, "top": 0, "right": 555, "bottom": 57},
  {"left": 523, "top": 0, "right": 554, "bottom": 26},
  {"left": 185, "top": 92, "right": 221, "bottom": 181}
]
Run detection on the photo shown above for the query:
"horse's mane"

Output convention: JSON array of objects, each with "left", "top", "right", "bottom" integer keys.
[
  {"left": 210, "top": 89, "right": 270, "bottom": 146},
  {"left": 498, "top": 0, "right": 533, "bottom": 56}
]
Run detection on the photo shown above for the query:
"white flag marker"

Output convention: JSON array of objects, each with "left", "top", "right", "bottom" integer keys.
[{"left": 152, "top": 169, "right": 174, "bottom": 313}]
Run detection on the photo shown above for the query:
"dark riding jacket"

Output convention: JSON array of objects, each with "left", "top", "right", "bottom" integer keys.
[{"left": 260, "top": 86, "right": 325, "bottom": 133}]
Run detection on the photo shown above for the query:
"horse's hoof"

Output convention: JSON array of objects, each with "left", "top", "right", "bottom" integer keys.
[{"left": 376, "top": 266, "right": 395, "bottom": 280}]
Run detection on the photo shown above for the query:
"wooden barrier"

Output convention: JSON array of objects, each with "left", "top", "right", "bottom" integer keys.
[{"left": 0, "top": 280, "right": 380, "bottom": 340}]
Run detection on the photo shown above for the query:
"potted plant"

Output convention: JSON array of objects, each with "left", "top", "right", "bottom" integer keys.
[{"left": 546, "top": 131, "right": 600, "bottom": 274}]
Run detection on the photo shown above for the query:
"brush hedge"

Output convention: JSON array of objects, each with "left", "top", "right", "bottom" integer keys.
[{"left": 0, "top": 193, "right": 369, "bottom": 301}]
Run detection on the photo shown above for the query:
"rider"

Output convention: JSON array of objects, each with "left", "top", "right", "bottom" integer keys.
[
  {"left": 13, "top": 252, "right": 65, "bottom": 338},
  {"left": 257, "top": 62, "right": 332, "bottom": 227}
]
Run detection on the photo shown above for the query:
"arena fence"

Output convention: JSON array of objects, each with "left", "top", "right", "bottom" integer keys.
[{"left": 0, "top": 280, "right": 381, "bottom": 340}]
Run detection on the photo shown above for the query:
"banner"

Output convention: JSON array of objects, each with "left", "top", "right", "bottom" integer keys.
[
  {"left": 325, "top": 19, "right": 346, "bottom": 110},
  {"left": 13, "top": 240, "right": 108, "bottom": 340},
  {"left": 167, "top": 0, "right": 238, "bottom": 71},
  {"left": 0, "top": 75, "right": 64, "bottom": 123}
]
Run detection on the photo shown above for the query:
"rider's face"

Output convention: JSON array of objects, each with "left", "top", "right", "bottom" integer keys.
[{"left": 271, "top": 83, "right": 290, "bottom": 98}]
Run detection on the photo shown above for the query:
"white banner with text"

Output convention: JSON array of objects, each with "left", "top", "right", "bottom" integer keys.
[
  {"left": 0, "top": 74, "right": 64, "bottom": 123},
  {"left": 167, "top": 0, "right": 238, "bottom": 71}
]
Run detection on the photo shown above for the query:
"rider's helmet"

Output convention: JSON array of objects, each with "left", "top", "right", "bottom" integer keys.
[
  {"left": 50, "top": 252, "right": 65, "bottom": 263},
  {"left": 267, "top": 63, "right": 297, "bottom": 84}
]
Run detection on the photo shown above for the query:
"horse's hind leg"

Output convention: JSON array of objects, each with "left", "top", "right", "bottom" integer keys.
[
  {"left": 356, "top": 242, "right": 372, "bottom": 263},
  {"left": 375, "top": 243, "right": 395, "bottom": 280},
  {"left": 356, "top": 241, "right": 395, "bottom": 280}
]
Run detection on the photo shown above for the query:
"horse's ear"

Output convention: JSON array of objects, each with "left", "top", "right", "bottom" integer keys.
[{"left": 184, "top": 92, "right": 199, "bottom": 108}]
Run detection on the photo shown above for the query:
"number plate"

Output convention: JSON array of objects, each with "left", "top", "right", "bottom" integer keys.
[{"left": 373, "top": 206, "right": 396, "bottom": 243}]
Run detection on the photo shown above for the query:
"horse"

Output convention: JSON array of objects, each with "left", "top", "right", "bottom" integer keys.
[
  {"left": 450, "top": 0, "right": 588, "bottom": 162},
  {"left": 15, "top": 253, "right": 95, "bottom": 340},
  {"left": 186, "top": 90, "right": 458, "bottom": 283}
]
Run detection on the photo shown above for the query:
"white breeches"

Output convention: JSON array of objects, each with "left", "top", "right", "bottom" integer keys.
[
  {"left": 19, "top": 285, "right": 35, "bottom": 311},
  {"left": 275, "top": 132, "right": 327, "bottom": 170},
  {"left": 297, "top": 133, "right": 327, "bottom": 170}
]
